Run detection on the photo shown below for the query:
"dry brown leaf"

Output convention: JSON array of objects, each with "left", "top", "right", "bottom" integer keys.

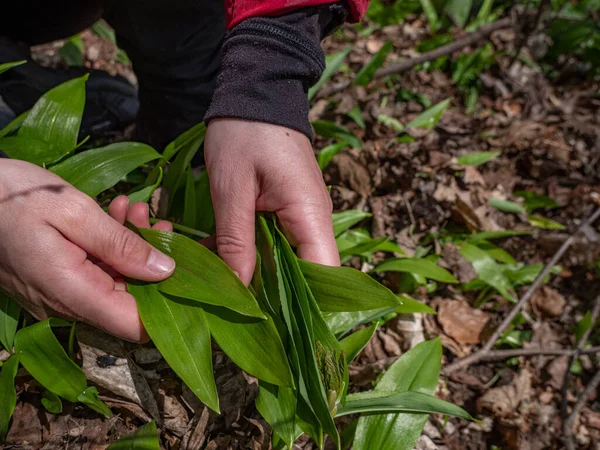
[
  {"left": 477, "top": 369, "right": 533, "bottom": 418},
  {"left": 438, "top": 300, "right": 492, "bottom": 345},
  {"left": 531, "top": 286, "right": 566, "bottom": 318}
]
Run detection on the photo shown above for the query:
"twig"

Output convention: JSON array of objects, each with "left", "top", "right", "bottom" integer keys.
[
  {"left": 482, "top": 346, "right": 600, "bottom": 361},
  {"left": 561, "top": 295, "right": 600, "bottom": 450},
  {"left": 444, "top": 207, "right": 600, "bottom": 375},
  {"left": 317, "top": 17, "right": 513, "bottom": 99},
  {"left": 508, "top": 0, "right": 550, "bottom": 69},
  {"left": 564, "top": 369, "right": 600, "bottom": 450}
]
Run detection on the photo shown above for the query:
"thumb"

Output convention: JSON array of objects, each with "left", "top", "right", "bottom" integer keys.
[
  {"left": 211, "top": 176, "right": 257, "bottom": 285},
  {"left": 52, "top": 198, "right": 175, "bottom": 282}
]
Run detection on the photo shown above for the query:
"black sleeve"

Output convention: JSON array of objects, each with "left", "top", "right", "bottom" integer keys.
[{"left": 203, "top": 3, "right": 349, "bottom": 140}]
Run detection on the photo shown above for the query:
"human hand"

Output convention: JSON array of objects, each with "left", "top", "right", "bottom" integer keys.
[
  {"left": 205, "top": 119, "right": 339, "bottom": 285},
  {"left": 0, "top": 160, "right": 176, "bottom": 342}
]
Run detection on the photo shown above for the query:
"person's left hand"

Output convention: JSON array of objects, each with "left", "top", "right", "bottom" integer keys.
[{"left": 205, "top": 119, "right": 340, "bottom": 285}]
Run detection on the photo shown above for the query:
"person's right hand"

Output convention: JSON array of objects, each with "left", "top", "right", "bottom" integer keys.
[{"left": 0, "top": 159, "right": 176, "bottom": 342}]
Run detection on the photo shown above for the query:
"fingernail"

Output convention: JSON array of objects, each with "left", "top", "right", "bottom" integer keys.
[{"left": 147, "top": 249, "right": 175, "bottom": 274}]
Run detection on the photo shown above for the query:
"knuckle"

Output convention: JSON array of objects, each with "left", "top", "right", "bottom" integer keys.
[
  {"left": 216, "top": 233, "right": 248, "bottom": 257},
  {"left": 109, "top": 230, "right": 146, "bottom": 262}
]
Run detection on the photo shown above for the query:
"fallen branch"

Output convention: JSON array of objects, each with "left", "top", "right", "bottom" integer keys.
[
  {"left": 317, "top": 17, "right": 513, "bottom": 99},
  {"left": 443, "top": 207, "right": 600, "bottom": 375},
  {"left": 564, "top": 369, "right": 600, "bottom": 450},
  {"left": 482, "top": 346, "right": 600, "bottom": 361}
]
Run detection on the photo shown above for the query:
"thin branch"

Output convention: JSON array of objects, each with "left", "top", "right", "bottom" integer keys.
[
  {"left": 317, "top": 17, "right": 513, "bottom": 99},
  {"left": 444, "top": 208, "right": 600, "bottom": 375},
  {"left": 482, "top": 346, "right": 600, "bottom": 361},
  {"left": 564, "top": 369, "right": 600, "bottom": 450},
  {"left": 508, "top": 0, "right": 550, "bottom": 69}
]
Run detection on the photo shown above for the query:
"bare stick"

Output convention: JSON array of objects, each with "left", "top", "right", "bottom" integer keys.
[
  {"left": 444, "top": 207, "right": 600, "bottom": 375},
  {"left": 564, "top": 369, "right": 600, "bottom": 450},
  {"left": 482, "top": 346, "right": 600, "bottom": 361},
  {"left": 317, "top": 17, "right": 513, "bottom": 98}
]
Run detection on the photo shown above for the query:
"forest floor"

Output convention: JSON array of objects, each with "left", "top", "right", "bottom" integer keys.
[{"left": 4, "top": 10, "right": 600, "bottom": 450}]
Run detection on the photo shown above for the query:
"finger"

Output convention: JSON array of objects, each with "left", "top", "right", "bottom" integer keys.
[
  {"left": 211, "top": 177, "right": 257, "bottom": 285},
  {"left": 108, "top": 195, "right": 130, "bottom": 225},
  {"left": 152, "top": 220, "right": 173, "bottom": 232},
  {"left": 127, "top": 202, "right": 151, "bottom": 229},
  {"left": 51, "top": 196, "right": 175, "bottom": 281},
  {"left": 277, "top": 199, "right": 340, "bottom": 267},
  {"left": 198, "top": 235, "right": 217, "bottom": 251}
]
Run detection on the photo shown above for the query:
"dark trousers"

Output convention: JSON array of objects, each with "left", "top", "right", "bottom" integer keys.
[{"left": 1, "top": 0, "right": 226, "bottom": 147}]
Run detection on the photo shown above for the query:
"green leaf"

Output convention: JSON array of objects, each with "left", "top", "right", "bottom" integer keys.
[
  {"left": 195, "top": 169, "right": 215, "bottom": 234},
  {"left": 0, "top": 355, "right": 19, "bottom": 442},
  {"left": 325, "top": 306, "right": 399, "bottom": 337},
  {"left": 59, "top": 35, "right": 84, "bottom": 67},
  {"left": 202, "top": 304, "right": 294, "bottom": 387},
  {"left": 19, "top": 75, "right": 87, "bottom": 164},
  {"left": 467, "top": 230, "right": 531, "bottom": 241},
  {"left": 405, "top": 98, "right": 450, "bottom": 130},
  {"left": 256, "top": 383, "right": 297, "bottom": 449},
  {"left": 420, "top": 0, "right": 440, "bottom": 31},
  {"left": 459, "top": 242, "right": 516, "bottom": 301},
  {"left": 0, "top": 136, "right": 57, "bottom": 165},
  {"left": 318, "top": 142, "right": 349, "bottom": 170},
  {"left": 299, "top": 259, "right": 403, "bottom": 312},
  {"left": 339, "top": 236, "right": 389, "bottom": 261},
  {"left": 108, "top": 420, "right": 161, "bottom": 450},
  {"left": 332, "top": 210, "right": 372, "bottom": 237},
  {"left": 50, "top": 142, "right": 161, "bottom": 197},
  {"left": 575, "top": 311, "right": 593, "bottom": 343},
  {"left": 0, "top": 110, "right": 29, "bottom": 139},
  {"left": 127, "top": 283, "right": 219, "bottom": 412},
  {"left": 137, "top": 228, "right": 264, "bottom": 319},
  {"left": 377, "top": 114, "right": 404, "bottom": 133},
  {"left": 0, "top": 61, "right": 26, "bottom": 75},
  {"left": 340, "top": 324, "right": 378, "bottom": 364},
  {"left": 354, "top": 41, "right": 393, "bottom": 86},
  {"left": 445, "top": 0, "right": 473, "bottom": 28},
  {"left": 347, "top": 105, "right": 366, "bottom": 129},
  {"left": 128, "top": 167, "right": 163, "bottom": 204},
  {"left": 396, "top": 295, "right": 436, "bottom": 314},
  {"left": 475, "top": 240, "right": 516, "bottom": 264},
  {"left": 308, "top": 47, "right": 352, "bottom": 100},
  {"left": 163, "top": 121, "right": 206, "bottom": 162},
  {"left": 457, "top": 151, "right": 500, "bottom": 166},
  {"left": 0, "top": 291, "right": 20, "bottom": 351},
  {"left": 91, "top": 20, "right": 117, "bottom": 43},
  {"left": 354, "top": 339, "right": 442, "bottom": 450},
  {"left": 312, "top": 121, "right": 362, "bottom": 149},
  {"left": 528, "top": 214, "right": 566, "bottom": 230},
  {"left": 78, "top": 385, "right": 113, "bottom": 417},
  {"left": 338, "top": 390, "right": 473, "bottom": 420},
  {"left": 182, "top": 167, "right": 197, "bottom": 228},
  {"left": 515, "top": 191, "right": 559, "bottom": 212},
  {"left": 490, "top": 198, "right": 526, "bottom": 214},
  {"left": 373, "top": 258, "right": 458, "bottom": 284},
  {"left": 41, "top": 390, "right": 63, "bottom": 414}
]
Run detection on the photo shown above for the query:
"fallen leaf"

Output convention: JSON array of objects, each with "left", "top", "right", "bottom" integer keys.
[
  {"left": 477, "top": 369, "right": 533, "bottom": 418},
  {"left": 438, "top": 300, "right": 492, "bottom": 345},
  {"left": 531, "top": 286, "right": 566, "bottom": 318}
]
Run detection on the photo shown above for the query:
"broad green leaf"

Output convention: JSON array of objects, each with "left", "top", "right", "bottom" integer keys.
[
  {"left": 340, "top": 324, "right": 378, "bottom": 364},
  {"left": 92, "top": 20, "right": 117, "bottom": 43},
  {"left": 0, "top": 136, "right": 57, "bottom": 165},
  {"left": 515, "top": 191, "right": 559, "bottom": 212},
  {"left": 575, "top": 311, "right": 593, "bottom": 343},
  {"left": 195, "top": 169, "right": 215, "bottom": 234},
  {"left": 338, "top": 391, "right": 473, "bottom": 420},
  {"left": 299, "top": 259, "right": 403, "bottom": 312},
  {"left": 333, "top": 210, "right": 372, "bottom": 236},
  {"left": 456, "top": 151, "right": 500, "bottom": 166},
  {"left": 308, "top": 47, "right": 351, "bottom": 100},
  {"left": 162, "top": 121, "right": 206, "bottom": 161},
  {"left": 459, "top": 242, "right": 516, "bottom": 301},
  {"left": 137, "top": 228, "right": 264, "bottom": 319},
  {"left": 0, "top": 110, "right": 29, "bottom": 138},
  {"left": 445, "top": 0, "right": 473, "bottom": 28},
  {"left": 405, "top": 98, "right": 450, "bottom": 130},
  {"left": 377, "top": 114, "right": 404, "bottom": 133},
  {"left": 0, "top": 61, "right": 26, "bottom": 75},
  {"left": 420, "top": 0, "right": 440, "bottom": 31},
  {"left": 128, "top": 167, "right": 163, "bottom": 204},
  {"left": 50, "top": 142, "right": 161, "bottom": 197},
  {"left": 354, "top": 339, "right": 441, "bottom": 450},
  {"left": 19, "top": 75, "right": 87, "bottom": 163},
  {"left": 256, "top": 383, "right": 297, "bottom": 449},
  {"left": 528, "top": 214, "right": 566, "bottom": 230},
  {"left": 163, "top": 129, "right": 204, "bottom": 208},
  {"left": 339, "top": 236, "right": 389, "bottom": 261},
  {"left": 504, "top": 263, "right": 551, "bottom": 287},
  {"left": 475, "top": 240, "right": 516, "bottom": 264},
  {"left": 312, "top": 121, "right": 362, "bottom": 149},
  {"left": 490, "top": 198, "right": 526, "bottom": 214},
  {"left": 182, "top": 167, "right": 197, "bottom": 228},
  {"left": 128, "top": 283, "right": 219, "bottom": 412},
  {"left": 0, "top": 291, "right": 20, "bottom": 351},
  {"left": 318, "top": 142, "right": 349, "bottom": 170},
  {"left": 108, "top": 420, "right": 160, "bottom": 450},
  {"left": 59, "top": 35, "right": 84, "bottom": 67},
  {"left": 467, "top": 230, "right": 531, "bottom": 241},
  {"left": 373, "top": 258, "right": 458, "bottom": 284},
  {"left": 0, "top": 355, "right": 19, "bottom": 442},
  {"left": 202, "top": 304, "right": 294, "bottom": 387},
  {"left": 41, "top": 390, "right": 63, "bottom": 414},
  {"left": 325, "top": 306, "right": 399, "bottom": 337},
  {"left": 347, "top": 105, "right": 366, "bottom": 129},
  {"left": 354, "top": 41, "right": 393, "bottom": 86},
  {"left": 396, "top": 295, "right": 436, "bottom": 315}
]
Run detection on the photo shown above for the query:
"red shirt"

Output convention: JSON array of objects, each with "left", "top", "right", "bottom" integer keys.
[{"left": 226, "top": 0, "right": 368, "bottom": 28}]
